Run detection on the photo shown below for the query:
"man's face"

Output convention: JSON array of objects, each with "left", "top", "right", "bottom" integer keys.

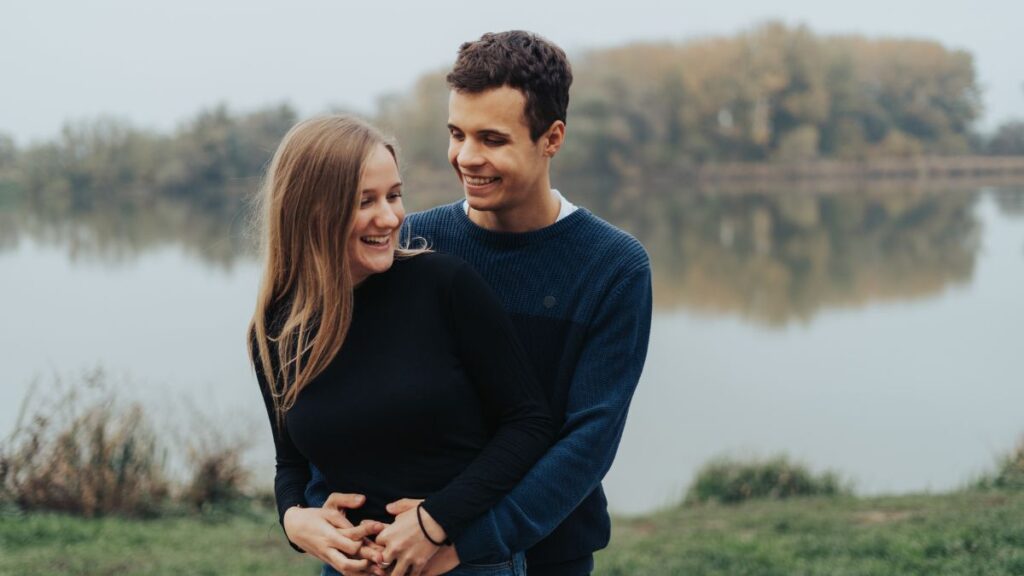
[{"left": 447, "top": 86, "right": 550, "bottom": 214}]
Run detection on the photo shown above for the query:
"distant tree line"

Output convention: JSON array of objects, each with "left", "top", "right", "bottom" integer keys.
[
  {"left": 0, "top": 22, "right": 1022, "bottom": 211},
  {"left": 374, "top": 23, "right": 1021, "bottom": 208},
  {"left": 0, "top": 104, "right": 297, "bottom": 212}
]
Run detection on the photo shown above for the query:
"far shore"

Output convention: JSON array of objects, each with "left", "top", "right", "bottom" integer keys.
[{"left": 673, "top": 155, "right": 1024, "bottom": 193}]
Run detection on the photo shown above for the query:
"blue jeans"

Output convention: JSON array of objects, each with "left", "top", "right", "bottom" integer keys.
[{"left": 320, "top": 552, "right": 526, "bottom": 576}]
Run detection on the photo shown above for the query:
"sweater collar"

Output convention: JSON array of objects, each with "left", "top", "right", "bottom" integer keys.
[{"left": 446, "top": 200, "right": 590, "bottom": 248}]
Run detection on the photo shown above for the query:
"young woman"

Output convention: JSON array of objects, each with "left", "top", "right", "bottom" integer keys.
[{"left": 249, "top": 115, "right": 549, "bottom": 576}]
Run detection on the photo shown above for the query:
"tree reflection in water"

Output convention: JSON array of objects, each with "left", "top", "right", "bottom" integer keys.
[{"left": 2, "top": 180, "right": 1021, "bottom": 326}]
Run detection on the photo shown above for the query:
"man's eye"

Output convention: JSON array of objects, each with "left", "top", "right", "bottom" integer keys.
[{"left": 486, "top": 139, "right": 505, "bottom": 146}]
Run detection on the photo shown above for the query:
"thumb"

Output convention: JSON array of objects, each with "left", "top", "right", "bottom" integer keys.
[
  {"left": 324, "top": 507, "right": 354, "bottom": 529},
  {"left": 325, "top": 492, "right": 366, "bottom": 511},
  {"left": 385, "top": 498, "right": 423, "bottom": 515}
]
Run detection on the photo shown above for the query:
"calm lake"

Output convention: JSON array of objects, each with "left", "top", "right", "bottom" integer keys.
[{"left": 2, "top": 184, "right": 1023, "bottom": 515}]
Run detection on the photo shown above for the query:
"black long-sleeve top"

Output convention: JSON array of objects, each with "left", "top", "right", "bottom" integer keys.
[{"left": 254, "top": 253, "right": 553, "bottom": 542}]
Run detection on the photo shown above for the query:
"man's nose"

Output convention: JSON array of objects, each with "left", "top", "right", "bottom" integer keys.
[{"left": 457, "top": 139, "right": 485, "bottom": 167}]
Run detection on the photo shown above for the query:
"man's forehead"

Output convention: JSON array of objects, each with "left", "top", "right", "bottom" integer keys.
[{"left": 448, "top": 87, "right": 529, "bottom": 132}]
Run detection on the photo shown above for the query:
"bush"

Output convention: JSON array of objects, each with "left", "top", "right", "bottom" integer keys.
[
  {"left": 685, "top": 454, "right": 849, "bottom": 505},
  {"left": 0, "top": 369, "right": 257, "bottom": 517},
  {"left": 974, "top": 437, "right": 1024, "bottom": 491},
  {"left": 181, "top": 412, "right": 251, "bottom": 511},
  {"left": 0, "top": 369, "right": 170, "bottom": 517}
]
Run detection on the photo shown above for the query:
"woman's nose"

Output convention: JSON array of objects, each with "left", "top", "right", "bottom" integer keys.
[{"left": 375, "top": 203, "right": 400, "bottom": 228}]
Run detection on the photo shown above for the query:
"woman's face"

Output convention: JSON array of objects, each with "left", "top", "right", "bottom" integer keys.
[{"left": 348, "top": 143, "right": 405, "bottom": 285}]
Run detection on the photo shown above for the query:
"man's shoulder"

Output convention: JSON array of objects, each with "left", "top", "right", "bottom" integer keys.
[
  {"left": 569, "top": 209, "right": 650, "bottom": 274},
  {"left": 407, "top": 200, "right": 462, "bottom": 229}
]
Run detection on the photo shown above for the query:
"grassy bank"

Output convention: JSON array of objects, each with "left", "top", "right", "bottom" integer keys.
[
  {"left": 597, "top": 490, "right": 1024, "bottom": 576},
  {"left": 5, "top": 375, "right": 1022, "bottom": 574},
  {"left": 0, "top": 503, "right": 320, "bottom": 575},
  {"left": 3, "top": 490, "right": 1024, "bottom": 575}
]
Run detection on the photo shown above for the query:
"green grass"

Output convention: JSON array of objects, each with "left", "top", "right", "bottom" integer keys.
[
  {"left": 596, "top": 490, "right": 1024, "bottom": 576},
  {"left": 0, "top": 503, "right": 321, "bottom": 576},
  {"left": 3, "top": 491, "right": 1024, "bottom": 575}
]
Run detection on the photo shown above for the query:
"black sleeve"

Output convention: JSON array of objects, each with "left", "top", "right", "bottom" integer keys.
[
  {"left": 420, "top": 263, "right": 555, "bottom": 541},
  {"left": 251, "top": 335, "right": 311, "bottom": 551}
]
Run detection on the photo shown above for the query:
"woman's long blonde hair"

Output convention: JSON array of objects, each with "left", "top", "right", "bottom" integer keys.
[{"left": 247, "top": 114, "right": 421, "bottom": 423}]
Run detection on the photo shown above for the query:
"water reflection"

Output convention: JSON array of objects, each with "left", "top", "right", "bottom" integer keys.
[
  {"left": 0, "top": 190, "right": 254, "bottom": 269},
  {"left": 625, "top": 189, "right": 983, "bottom": 325},
  {"left": 4, "top": 184, "right": 1011, "bottom": 325},
  {"left": 994, "top": 187, "right": 1024, "bottom": 218}
]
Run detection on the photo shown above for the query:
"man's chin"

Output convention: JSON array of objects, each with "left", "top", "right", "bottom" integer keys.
[{"left": 464, "top": 195, "right": 499, "bottom": 213}]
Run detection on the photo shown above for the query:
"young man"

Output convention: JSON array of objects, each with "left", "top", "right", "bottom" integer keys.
[{"left": 310, "top": 31, "right": 651, "bottom": 576}]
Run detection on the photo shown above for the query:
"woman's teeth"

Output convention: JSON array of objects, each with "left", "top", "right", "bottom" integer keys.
[
  {"left": 361, "top": 235, "right": 390, "bottom": 245},
  {"left": 465, "top": 175, "right": 499, "bottom": 186}
]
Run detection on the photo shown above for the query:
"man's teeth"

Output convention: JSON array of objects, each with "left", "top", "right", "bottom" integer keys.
[
  {"left": 465, "top": 175, "right": 499, "bottom": 186},
  {"left": 361, "top": 235, "right": 390, "bottom": 245}
]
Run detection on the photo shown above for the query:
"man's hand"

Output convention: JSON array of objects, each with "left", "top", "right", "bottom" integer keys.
[
  {"left": 376, "top": 498, "right": 444, "bottom": 576},
  {"left": 282, "top": 505, "right": 386, "bottom": 575}
]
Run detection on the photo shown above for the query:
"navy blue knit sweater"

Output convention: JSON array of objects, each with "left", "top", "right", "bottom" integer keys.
[{"left": 405, "top": 200, "right": 652, "bottom": 566}]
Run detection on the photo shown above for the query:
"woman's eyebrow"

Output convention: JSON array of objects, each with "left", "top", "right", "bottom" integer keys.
[{"left": 361, "top": 181, "right": 403, "bottom": 194}]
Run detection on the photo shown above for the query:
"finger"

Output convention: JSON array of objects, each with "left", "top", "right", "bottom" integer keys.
[
  {"left": 356, "top": 542, "right": 384, "bottom": 564},
  {"left": 324, "top": 508, "right": 355, "bottom": 530},
  {"left": 342, "top": 521, "right": 386, "bottom": 541},
  {"left": 393, "top": 557, "right": 412, "bottom": 576},
  {"left": 325, "top": 492, "right": 367, "bottom": 511},
  {"left": 375, "top": 527, "right": 392, "bottom": 548},
  {"left": 361, "top": 537, "right": 386, "bottom": 552},
  {"left": 328, "top": 532, "right": 362, "bottom": 556},
  {"left": 325, "top": 548, "right": 370, "bottom": 575},
  {"left": 385, "top": 498, "right": 423, "bottom": 515}
]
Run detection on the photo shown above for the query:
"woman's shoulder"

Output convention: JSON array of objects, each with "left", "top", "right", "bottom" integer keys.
[{"left": 390, "top": 251, "right": 473, "bottom": 286}]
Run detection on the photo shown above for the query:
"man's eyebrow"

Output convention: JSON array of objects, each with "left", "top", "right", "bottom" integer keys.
[
  {"left": 478, "top": 129, "right": 511, "bottom": 138},
  {"left": 446, "top": 123, "right": 511, "bottom": 139}
]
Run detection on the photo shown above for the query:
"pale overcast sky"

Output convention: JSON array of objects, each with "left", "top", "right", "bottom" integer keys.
[{"left": 1, "top": 0, "right": 1021, "bottom": 144}]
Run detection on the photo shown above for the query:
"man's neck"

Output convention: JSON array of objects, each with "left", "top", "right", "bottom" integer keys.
[{"left": 468, "top": 187, "right": 561, "bottom": 233}]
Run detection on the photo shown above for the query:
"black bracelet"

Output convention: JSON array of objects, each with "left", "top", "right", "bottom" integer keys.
[{"left": 416, "top": 502, "right": 449, "bottom": 546}]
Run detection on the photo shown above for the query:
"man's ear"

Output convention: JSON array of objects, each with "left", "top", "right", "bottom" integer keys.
[{"left": 542, "top": 121, "right": 566, "bottom": 158}]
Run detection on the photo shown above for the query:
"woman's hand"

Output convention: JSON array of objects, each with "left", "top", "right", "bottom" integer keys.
[
  {"left": 323, "top": 493, "right": 389, "bottom": 575},
  {"left": 376, "top": 499, "right": 446, "bottom": 576},
  {"left": 283, "top": 504, "right": 387, "bottom": 575}
]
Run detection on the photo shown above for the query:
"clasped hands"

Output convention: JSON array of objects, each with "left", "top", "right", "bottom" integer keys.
[{"left": 282, "top": 492, "right": 460, "bottom": 576}]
